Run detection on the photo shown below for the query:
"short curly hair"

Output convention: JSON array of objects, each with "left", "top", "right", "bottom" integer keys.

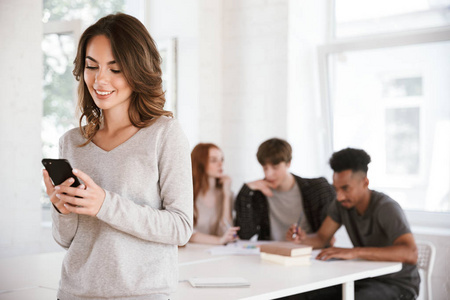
[{"left": 329, "top": 148, "right": 371, "bottom": 174}]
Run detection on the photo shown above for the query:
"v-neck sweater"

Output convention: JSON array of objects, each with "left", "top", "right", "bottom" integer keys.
[{"left": 52, "top": 116, "right": 193, "bottom": 300}]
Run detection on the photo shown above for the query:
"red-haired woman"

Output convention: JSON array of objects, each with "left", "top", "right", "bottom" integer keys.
[{"left": 189, "top": 143, "right": 240, "bottom": 245}]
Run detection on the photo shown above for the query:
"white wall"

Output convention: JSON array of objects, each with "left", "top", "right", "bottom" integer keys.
[
  {"left": 221, "top": 0, "right": 289, "bottom": 192},
  {"left": 145, "top": 0, "right": 201, "bottom": 145},
  {"left": 287, "top": 0, "right": 330, "bottom": 179},
  {"left": 0, "top": 0, "right": 46, "bottom": 257}
]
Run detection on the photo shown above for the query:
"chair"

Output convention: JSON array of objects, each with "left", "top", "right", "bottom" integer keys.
[{"left": 416, "top": 240, "right": 436, "bottom": 300}]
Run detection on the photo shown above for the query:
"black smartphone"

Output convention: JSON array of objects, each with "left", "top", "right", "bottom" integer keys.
[{"left": 42, "top": 158, "right": 81, "bottom": 187}]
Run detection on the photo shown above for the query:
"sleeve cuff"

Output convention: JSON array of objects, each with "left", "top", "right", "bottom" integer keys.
[{"left": 95, "top": 189, "right": 111, "bottom": 220}]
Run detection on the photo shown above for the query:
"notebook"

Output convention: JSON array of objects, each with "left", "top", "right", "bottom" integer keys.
[{"left": 188, "top": 277, "right": 250, "bottom": 288}]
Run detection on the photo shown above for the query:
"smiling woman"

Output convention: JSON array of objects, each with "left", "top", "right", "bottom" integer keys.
[
  {"left": 72, "top": 13, "right": 172, "bottom": 147},
  {"left": 84, "top": 36, "right": 133, "bottom": 112},
  {"left": 40, "top": 0, "right": 147, "bottom": 235},
  {"left": 41, "top": 13, "right": 193, "bottom": 300}
]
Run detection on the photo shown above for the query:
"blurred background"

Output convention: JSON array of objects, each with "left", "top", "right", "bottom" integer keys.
[{"left": 0, "top": 0, "right": 449, "bottom": 298}]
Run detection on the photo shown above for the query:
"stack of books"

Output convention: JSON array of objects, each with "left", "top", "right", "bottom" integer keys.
[{"left": 259, "top": 242, "right": 313, "bottom": 266}]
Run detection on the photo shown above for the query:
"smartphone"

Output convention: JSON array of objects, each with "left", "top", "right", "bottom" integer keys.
[{"left": 42, "top": 158, "right": 81, "bottom": 187}]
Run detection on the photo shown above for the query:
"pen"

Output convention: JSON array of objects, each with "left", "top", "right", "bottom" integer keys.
[
  {"left": 224, "top": 219, "right": 238, "bottom": 242},
  {"left": 291, "top": 212, "right": 304, "bottom": 239}
]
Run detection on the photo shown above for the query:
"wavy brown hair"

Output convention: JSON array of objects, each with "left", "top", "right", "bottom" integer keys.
[
  {"left": 73, "top": 13, "right": 172, "bottom": 146},
  {"left": 191, "top": 143, "right": 221, "bottom": 226}
]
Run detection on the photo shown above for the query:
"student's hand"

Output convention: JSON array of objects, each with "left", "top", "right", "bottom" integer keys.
[
  {"left": 329, "top": 236, "right": 336, "bottom": 247},
  {"left": 247, "top": 180, "right": 276, "bottom": 197},
  {"left": 43, "top": 169, "right": 86, "bottom": 215},
  {"left": 53, "top": 169, "right": 106, "bottom": 217},
  {"left": 219, "top": 175, "right": 232, "bottom": 194},
  {"left": 286, "top": 223, "right": 306, "bottom": 243},
  {"left": 220, "top": 226, "right": 240, "bottom": 245},
  {"left": 315, "top": 247, "right": 356, "bottom": 261}
]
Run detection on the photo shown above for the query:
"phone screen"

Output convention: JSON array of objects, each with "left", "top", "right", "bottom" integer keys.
[{"left": 42, "top": 158, "right": 81, "bottom": 187}]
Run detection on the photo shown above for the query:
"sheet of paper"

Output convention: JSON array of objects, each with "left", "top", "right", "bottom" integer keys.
[{"left": 207, "top": 240, "right": 267, "bottom": 256}]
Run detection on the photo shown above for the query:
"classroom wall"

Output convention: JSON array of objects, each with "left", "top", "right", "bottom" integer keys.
[
  {"left": 221, "top": 0, "right": 289, "bottom": 192},
  {"left": 0, "top": 0, "right": 47, "bottom": 257},
  {"left": 145, "top": 0, "right": 201, "bottom": 146}
]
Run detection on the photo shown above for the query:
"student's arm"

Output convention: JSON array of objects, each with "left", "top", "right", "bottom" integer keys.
[
  {"left": 219, "top": 175, "right": 234, "bottom": 225},
  {"left": 189, "top": 227, "right": 240, "bottom": 245},
  {"left": 287, "top": 216, "right": 340, "bottom": 249},
  {"left": 246, "top": 180, "right": 275, "bottom": 197},
  {"left": 316, "top": 233, "right": 418, "bottom": 264}
]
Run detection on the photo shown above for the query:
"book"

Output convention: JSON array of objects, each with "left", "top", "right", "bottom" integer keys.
[
  {"left": 188, "top": 277, "right": 250, "bottom": 288},
  {"left": 259, "top": 242, "right": 312, "bottom": 257},
  {"left": 260, "top": 252, "right": 311, "bottom": 266}
]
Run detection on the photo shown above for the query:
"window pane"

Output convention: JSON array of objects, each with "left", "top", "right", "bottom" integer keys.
[
  {"left": 330, "top": 41, "right": 450, "bottom": 212},
  {"left": 42, "top": 33, "right": 77, "bottom": 160},
  {"left": 41, "top": 33, "right": 77, "bottom": 213},
  {"left": 385, "top": 107, "right": 420, "bottom": 175},
  {"left": 43, "top": 0, "right": 126, "bottom": 26},
  {"left": 382, "top": 77, "right": 423, "bottom": 97},
  {"left": 335, "top": 0, "right": 450, "bottom": 38}
]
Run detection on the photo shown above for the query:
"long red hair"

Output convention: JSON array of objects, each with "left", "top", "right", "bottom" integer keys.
[{"left": 191, "top": 143, "right": 220, "bottom": 226}]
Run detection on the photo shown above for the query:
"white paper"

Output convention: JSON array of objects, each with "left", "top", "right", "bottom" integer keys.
[{"left": 207, "top": 241, "right": 265, "bottom": 256}]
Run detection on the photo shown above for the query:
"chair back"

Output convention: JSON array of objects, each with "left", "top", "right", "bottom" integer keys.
[{"left": 416, "top": 240, "right": 436, "bottom": 300}]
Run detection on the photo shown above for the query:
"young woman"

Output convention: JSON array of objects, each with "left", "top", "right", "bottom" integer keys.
[
  {"left": 189, "top": 143, "right": 239, "bottom": 245},
  {"left": 42, "top": 13, "right": 193, "bottom": 300}
]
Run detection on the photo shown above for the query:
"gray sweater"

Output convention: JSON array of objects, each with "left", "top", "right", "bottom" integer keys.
[{"left": 52, "top": 117, "right": 193, "bottom": 300}]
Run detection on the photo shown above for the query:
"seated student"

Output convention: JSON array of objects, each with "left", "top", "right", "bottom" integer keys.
[
  {"left": 286, "top": 148, "right": 420, "bottom": 300},
  {"left": 189, "top": 143, "right": 240, "bottom": 245},
  {"left": 234, "top": 138, "right": 335, "bottom": 241}
]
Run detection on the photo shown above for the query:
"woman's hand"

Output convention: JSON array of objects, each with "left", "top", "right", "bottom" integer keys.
[
  {"left": 53, "top": 169, "right": 106, "bottom": 217},
  {"left": 43, "top": 169, "right": 84, "bottom": 214},
  {"left": 219, "top": 175, "right": 232, "bottom": 193},
  {"left": 219, "top": 226, "right": 240, "bottom": 245}
]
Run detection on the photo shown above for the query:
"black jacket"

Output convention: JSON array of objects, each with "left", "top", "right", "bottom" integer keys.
[{"left": 234, "top": 175, "right": 335, "bottom": 240}]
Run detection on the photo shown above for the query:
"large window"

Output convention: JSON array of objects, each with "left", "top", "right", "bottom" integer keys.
[{"left": 319, "top": 2, "right": 450, "bottom": 217}]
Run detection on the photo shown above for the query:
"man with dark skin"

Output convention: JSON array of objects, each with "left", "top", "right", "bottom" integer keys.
[{"left": 286, "top": 148, "right": 420, "bottom": 300}]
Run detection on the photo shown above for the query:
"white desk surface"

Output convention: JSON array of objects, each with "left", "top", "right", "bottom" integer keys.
[
  {"left": 174, "top": 244, "right": 402, "bottom": 300},
  {"left": 0, "top": 243, "right": 401, "bottom": 300}
]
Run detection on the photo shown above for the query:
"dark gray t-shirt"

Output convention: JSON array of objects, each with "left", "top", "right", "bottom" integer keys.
[{"left": 327, "top": 190, "right": 420, "bottom": 297}]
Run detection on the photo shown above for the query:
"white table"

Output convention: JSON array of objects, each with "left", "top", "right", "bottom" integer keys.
[
  {"left": 0, "top": 243, "right": 401, "bottom": 300},
  {"left": 174, "top": 244, "right": 402, "bottom": 300}
]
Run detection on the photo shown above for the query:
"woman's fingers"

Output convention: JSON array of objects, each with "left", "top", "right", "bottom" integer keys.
[
  {"left": 72, "top": 169, "right": 95, "bottom": 187},
  {"left": 53, "top": 170, "right": 105, "bottom": 217},
  {"left": 42, "top": 170, "right": 55, "bottom": 196}
]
